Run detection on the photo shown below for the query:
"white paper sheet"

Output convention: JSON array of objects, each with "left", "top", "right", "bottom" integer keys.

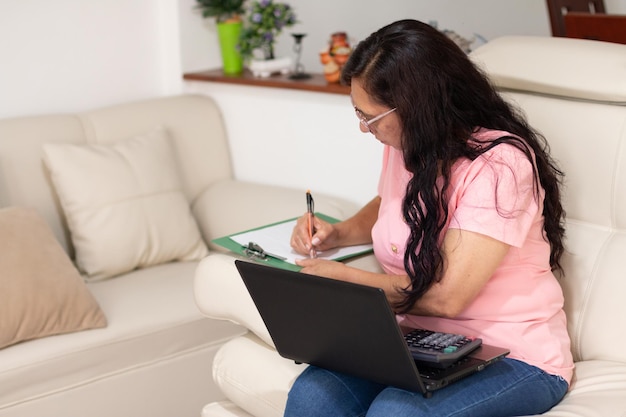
[{"left": 229, "top": 219, "right": 373, "bottom": 265}]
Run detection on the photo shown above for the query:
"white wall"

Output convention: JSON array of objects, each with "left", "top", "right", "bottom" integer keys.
[
  {"left": 184, "top": 80, "right": 383, "bottom": 205},
  {"left": 0, "top": 0, "right": 181, "bottom": 119}
]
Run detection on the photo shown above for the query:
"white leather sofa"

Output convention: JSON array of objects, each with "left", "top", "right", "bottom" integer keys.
[
  {"left": 194, "top": 36, "right": 626, "bottom": 417},
  {"left": 0, "top": 94, "right": 358, "bottom": 417}
]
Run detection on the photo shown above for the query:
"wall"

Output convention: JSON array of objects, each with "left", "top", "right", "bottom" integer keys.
[
  {"left": 0, "top": 0, "right": 181, "bottom": 119},
  {"left": 184, "top": 80, "right": 383, "bottom": 206}
]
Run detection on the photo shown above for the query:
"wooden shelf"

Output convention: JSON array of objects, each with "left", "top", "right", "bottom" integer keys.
[{"left": 183, "top": 68, "right": 350, "bottom": 95}]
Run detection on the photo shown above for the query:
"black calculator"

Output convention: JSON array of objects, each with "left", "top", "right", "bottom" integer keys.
[{"left": 404, "top": 329, "right": 482, "bottom": 368}]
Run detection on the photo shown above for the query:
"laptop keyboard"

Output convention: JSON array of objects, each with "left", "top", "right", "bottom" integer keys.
[{"left": 404, "top": 329, "right": 482, "bottom": 368}]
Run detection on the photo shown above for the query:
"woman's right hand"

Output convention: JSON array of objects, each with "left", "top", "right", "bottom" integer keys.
[
  {"left": 290, "top": 214, "right": 339, "bottom": 257},
  {"left": 290, "top": 196, "right": 381, "bottom": 257}
]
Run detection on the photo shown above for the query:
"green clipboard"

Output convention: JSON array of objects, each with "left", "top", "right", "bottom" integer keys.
[{"left": 212, "top": 213, "right": 373, "bottom": 271}]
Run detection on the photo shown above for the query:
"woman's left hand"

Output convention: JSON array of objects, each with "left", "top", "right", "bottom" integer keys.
[
  {"left": 295, "top": 257, "right": 414, "bottom": 309},
  {"left": 295, "top": 258, "right": 347, "bottom": 280}
]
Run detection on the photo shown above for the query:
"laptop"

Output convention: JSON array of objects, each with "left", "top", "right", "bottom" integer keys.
[{"left": 235, "top": 260, "right": 510, "bottom": 397}]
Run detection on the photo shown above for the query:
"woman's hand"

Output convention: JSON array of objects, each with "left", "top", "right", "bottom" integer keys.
[
  {"left": 295, "top": 258, "right": 412, "bottom": 306},
  {"left": 295, "top": 257, "right": 347, "bottom": 279},
  {"left": 290, "top": 196, "right": 381, "bottom": 257},
  {"left": 290, "top": 214, "right": 339, "bottom": 257}
]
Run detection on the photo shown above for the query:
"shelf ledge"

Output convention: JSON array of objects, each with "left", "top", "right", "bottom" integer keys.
[{"left": 183, "top": 68, "right": 350, "bottom": 95}]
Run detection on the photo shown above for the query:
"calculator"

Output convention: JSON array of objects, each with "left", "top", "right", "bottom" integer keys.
[{"left": 404, "top": 329, "right": 483, "bottom": 368}]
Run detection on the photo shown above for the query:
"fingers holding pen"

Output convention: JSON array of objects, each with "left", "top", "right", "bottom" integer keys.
[
  {"left": 291, "top": 191, "right": 341, "bottom": 257},
  {"left": 290, "top": 214, "right": 314, "bottom": 256},
  {"left": 290, "top": 214, "right": 333, "bottom": 256},
  {"left": 309, "top": 216, "right": 337, "bottom": 254}
]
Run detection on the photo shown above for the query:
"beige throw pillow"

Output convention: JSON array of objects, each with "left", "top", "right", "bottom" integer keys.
[
  {"left": 0, "top": 207, "right": 107, "bottom": 349},
  {"left": 42, "top": 128, "right": 208, "bottom": 280}
]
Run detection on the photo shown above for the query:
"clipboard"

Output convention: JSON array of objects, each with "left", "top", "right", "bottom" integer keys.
[{"left": 212, "top": 213, "right": 374, "bottom": 271}]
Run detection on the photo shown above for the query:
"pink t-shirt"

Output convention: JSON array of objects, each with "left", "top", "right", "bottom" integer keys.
[{"left": 371, "top": 129, "right": 574, "bottom": 383}]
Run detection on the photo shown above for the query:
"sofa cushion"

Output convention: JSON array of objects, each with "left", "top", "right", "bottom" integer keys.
[
  {"left": 42, "top": 128, "right": 208, "bottom": 280},
  {"left": 470, "top": 36, "right": 626, "bottom": 103},
  {"left": 0, "top": 261, "right": 246, "bottom": 410},
  {"left": 0, "top": 207, "right": 107, "bottom": 350}
]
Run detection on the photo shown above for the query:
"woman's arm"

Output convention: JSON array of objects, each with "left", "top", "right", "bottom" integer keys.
[
  {"left": 297, "top": 228, "right": 510, "bottom": 318},
  {"left": 332, "top": 196, "right": 380, "bottom": 246},
  {"left": 400, "top": 228, "right": 510, "bottom": 317}
]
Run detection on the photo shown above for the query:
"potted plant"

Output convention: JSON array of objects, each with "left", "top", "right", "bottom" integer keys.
[
  {"left": 195, "top": 0, "right": 246, "bottom": 75},
  {"left": 238, "top": 0, "right": 297, "bottom": 76}
]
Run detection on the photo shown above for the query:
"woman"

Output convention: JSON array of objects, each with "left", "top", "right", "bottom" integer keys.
[{"left": 287, "top": 19, "right": 573, "bottom": 417}]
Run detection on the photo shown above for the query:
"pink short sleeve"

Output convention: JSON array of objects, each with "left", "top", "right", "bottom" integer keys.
[{"left": 447, "top": 145, "right": 542, "bottom": 248}]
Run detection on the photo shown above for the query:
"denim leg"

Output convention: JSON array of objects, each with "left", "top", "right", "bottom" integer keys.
[
  {"left": 365, "top": 358, "right": 569, "bottom": 417},
  {"left": 285, "top": 359, "right": 568, "bottom": 417},
  {"left": 284, "top": 366, "right": 387, "bottom": 417}
]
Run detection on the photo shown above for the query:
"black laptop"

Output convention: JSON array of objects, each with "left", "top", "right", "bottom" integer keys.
[{"left": 235, "top": 260, "right": 510, "bottom": 397}]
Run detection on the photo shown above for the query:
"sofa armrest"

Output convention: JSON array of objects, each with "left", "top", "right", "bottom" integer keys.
[
  {"left": 191, "top": 179, "right": 361, "bottom": 250},
  {"left": 194, "top": 253, "right": 275, "bottom": 347}
]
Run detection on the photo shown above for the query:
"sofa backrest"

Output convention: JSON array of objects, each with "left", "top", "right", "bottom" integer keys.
[
  {"left": 471, "top": 36, "right": 626, "bottom": 364},
  {"left": 0, "top": 94, "right": 232, "bottom": 255}
]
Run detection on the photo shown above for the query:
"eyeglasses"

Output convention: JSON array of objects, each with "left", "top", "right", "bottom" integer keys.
[{"left": 354, "top": 107, "right": 397, "bottom": 132}]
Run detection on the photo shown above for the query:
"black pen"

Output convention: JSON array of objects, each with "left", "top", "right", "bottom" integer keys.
[{"left": 306, "top": 190, "right": 316, "bottom": 258}]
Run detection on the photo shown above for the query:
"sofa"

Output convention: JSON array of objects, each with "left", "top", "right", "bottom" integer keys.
[
  {"left": 194, "top": 36, "right": 626, "bottom": 416},
  {"left": 0, "top": 94, "right": 360, "bottom": 417}
]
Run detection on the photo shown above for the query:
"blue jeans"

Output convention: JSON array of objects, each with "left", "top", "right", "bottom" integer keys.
[{"left": 284, "top": 358, "right": 568, "bottom": 417}]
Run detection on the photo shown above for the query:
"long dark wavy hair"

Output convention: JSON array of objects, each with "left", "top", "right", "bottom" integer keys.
[{"left": 341, "top": 19, "right": 566, "bottom": 313}]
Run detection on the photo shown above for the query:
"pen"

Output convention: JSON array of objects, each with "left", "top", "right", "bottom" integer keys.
[{"left": 306, "top": 190, "right": 316, "bottom": 258}]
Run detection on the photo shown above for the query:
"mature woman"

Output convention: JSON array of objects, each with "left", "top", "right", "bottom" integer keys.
[{"left": 287, "top": 19, "right": 573, "bottom": 417}]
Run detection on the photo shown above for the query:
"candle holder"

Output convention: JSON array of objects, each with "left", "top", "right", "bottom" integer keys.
[{"left": 289, "top": 33, "right": 311, "bottom": 80}]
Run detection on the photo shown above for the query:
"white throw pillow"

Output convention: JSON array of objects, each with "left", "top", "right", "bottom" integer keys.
[{"left": 43, "top": 128, "right": 208, "bottom": 280}]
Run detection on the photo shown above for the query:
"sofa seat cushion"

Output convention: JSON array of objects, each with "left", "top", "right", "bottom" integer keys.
[
  {"left": 545, "top": 360, "right": 626, "bottom": 416},
  {"left": 0, "top": 261, "right": 245, "bottom": 410}
]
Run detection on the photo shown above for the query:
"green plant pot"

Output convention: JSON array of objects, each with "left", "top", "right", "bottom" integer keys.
[{"left": 217, "top": 21, "right": 243, "bottom": 75}]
